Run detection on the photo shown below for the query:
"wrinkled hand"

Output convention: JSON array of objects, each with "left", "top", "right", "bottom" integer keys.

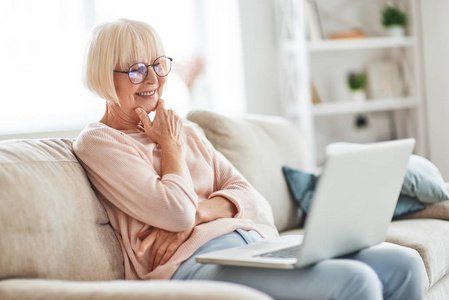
[
  {"left": 137, "top": 226, "right": 194, "bottom": 272},
  {"left": 135, "top": 99, "right": 183, "bottom": 147}
]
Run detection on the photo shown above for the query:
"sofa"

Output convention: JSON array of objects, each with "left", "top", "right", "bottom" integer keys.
[{"left": 1, "top": 110, "right": 449, "bottom": 300}]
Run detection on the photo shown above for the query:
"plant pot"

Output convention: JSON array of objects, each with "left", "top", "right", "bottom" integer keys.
[
  {"left": 386, "top": 25, "right": 405, "bottom": 37},
  {"left": 351, "top": 90, "right": 366, "bottom": 102}
]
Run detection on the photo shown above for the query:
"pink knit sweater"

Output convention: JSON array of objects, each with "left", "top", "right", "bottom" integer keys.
[{"left": 73, "top": 122, "right": 264, "bottom": 280}]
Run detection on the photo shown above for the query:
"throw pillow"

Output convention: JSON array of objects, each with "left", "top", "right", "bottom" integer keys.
[
  {"left": 401, "top": 155, "right": 449, "bottom": 203},
  {"left": 282, "top": 166, "right": 427, "bottom": 219}
]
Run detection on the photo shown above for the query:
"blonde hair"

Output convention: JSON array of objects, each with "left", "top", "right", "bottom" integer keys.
[{"left": 83, "top": 19, "right": 166, "bottom": 103}]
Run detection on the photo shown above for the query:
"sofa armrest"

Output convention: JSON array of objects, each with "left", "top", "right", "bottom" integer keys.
[{"left": 0, "top": 279, "right": 272, "bottom": 300}]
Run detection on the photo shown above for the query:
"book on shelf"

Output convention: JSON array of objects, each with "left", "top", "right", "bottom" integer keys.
[{"left": 311, "top": 82, "right": 322, "bottom": 104}]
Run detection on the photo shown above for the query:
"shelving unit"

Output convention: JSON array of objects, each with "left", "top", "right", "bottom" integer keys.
[{"left": 277, "top": 0, "right": 426, "bottom": 170}]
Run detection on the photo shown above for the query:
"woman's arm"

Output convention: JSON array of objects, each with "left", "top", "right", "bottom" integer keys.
[
  {"left": 206, "top": 143, "right": 259, "bottom": 221},
  {"left": 136, "top": 129, "right": 261, "bottom": 272},
  {"left": 73, "top": 104, "right": 198, "bottom": 231},
  {"left": 136, "top": 196, "right": 237, "bottom": 271}
]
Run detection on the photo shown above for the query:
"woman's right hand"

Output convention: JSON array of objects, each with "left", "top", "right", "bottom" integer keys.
[
  {"left": 135, "top": 99, "right": 190, "bottom": 179},
  {"left": 135, "top": 99, "right": 182, "bottom": 147}
]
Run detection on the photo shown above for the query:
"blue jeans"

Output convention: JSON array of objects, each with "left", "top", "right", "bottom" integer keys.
[{"left": 172, "top": 230, "right": 427, "bottom": 300}]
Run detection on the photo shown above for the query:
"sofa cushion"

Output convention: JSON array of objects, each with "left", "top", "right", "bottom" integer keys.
[
  {"left": 386, "top": 219, "right": 449, "bottom": 290},
  {"left": 187, "top": 110, "right": 308, "bottom": 232},
  {"left": 0, "top": 139, "right": 124, "bottom": 280}
]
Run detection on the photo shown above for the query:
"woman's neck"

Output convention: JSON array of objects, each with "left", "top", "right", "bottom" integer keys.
[{"left": 100, "top": 103, "right": 141, "bottom": 132}]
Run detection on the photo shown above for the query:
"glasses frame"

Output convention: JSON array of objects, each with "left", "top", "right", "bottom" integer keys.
[{"left": 113, "top": 56, "right": 173, "bottom": 85}]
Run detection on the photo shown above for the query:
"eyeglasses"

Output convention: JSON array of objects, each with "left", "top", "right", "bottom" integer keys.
[{"left": 114, "top": 56, "right": 173, "bottom": 84}]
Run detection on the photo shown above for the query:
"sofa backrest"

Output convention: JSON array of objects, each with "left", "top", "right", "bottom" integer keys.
[
  {"left": 187, "top": 110, "right": 309, "bottom": 232},
  {"left": 0, "top": 139, "right": 124, "bottom": 280}
]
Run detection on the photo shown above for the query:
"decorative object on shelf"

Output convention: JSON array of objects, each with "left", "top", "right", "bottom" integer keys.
[
  {"left": 354, "top": 114, "right": 369, "bottom": 129},
  {"left": 311, "top": 82, "right": 321, "bottom": 104},
  {"left": 329, "top": 29, "right": 365, "bottom": 40},
  {"left": 347, "top": 71, "right": 367, "bottom": 102},
  {"left": 304, "top": 0, "right": 324, "bottom": 41},
  {"left": 382, "top": 5, "right": 408, "bottom": 37},
  {"left": 367, "top": 60, "right": 403, "bottom": 99}
]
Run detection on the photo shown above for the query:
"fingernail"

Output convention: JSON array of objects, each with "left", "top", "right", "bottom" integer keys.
[{"left": 137, "top": 251, "right": 143, "bottom": 257}]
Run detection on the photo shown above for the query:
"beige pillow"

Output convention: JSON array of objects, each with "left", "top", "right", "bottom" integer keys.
[
  {"left": 399, "top": 200, "right": 449, "bottom": 220},
  {"left": 0, "top": 139, "right": 124, "bottom": 280},
  {"left": 187, "top": 110, "right": 308, "bottom": 232}
]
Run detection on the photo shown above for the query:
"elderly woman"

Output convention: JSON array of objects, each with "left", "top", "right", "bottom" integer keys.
[{"left": 74, "top": 19, "right": 426, "bottom": 300}]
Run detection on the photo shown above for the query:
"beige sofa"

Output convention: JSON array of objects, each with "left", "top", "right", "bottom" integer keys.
[{"left": 1, "top": 110, "right": 449, "bottom": 300}]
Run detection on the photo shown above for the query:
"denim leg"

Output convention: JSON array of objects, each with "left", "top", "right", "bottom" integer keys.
[
  {"left": 188, "top": 258, "right": 383, "bottom": 300},
  {"left": 346, "top": 242, "right": 427, "bottom": 300},
  {"left": 173, "top": 231, "right": 383, "bottom": 300}
]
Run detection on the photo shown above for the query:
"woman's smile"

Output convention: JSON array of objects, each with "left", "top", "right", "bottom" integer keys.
[{"left": 136, "top": 90, "right": 156, "bottom": 97}]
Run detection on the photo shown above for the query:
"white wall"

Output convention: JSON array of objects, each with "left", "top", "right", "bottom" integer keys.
[
  {"left": 238, "top": 0, "right": 282, "bottom": 116},
  {"left": 419, "top": 2, "right": 449, "bottom": 180}
]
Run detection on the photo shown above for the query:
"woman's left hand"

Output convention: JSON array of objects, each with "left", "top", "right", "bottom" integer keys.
[{"left": 136, "top": 226, "right": 194, "bottom": 272}]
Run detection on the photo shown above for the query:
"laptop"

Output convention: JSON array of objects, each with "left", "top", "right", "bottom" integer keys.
[{"left": 196, "top": 138, "right": 415, "bottom": 269}]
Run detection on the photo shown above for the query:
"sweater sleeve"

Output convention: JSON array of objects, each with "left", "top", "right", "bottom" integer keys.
[
  {"left": 208, "top": 150, "right": 259, "bottom": 220},
  {"left": 188, "top": 127, "right": 259, "bottom": 221},
  {"left": 73, "top": 126, "right": 198, "bottom": 232}
]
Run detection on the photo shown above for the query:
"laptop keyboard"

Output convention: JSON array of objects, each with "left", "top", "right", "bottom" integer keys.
[{"left": 257, "top": 245, "right": 299, "bottom": 259}]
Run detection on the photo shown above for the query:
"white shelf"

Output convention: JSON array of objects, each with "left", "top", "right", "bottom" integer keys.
[
  {"left": 312, "top": 98, "right": 419, "bottom": 116},
  {"left": 308, "top": 37, "right": 416, "bottom": 52},
  {"left": 284, "top": 37, "right": 416, "bottom": 53}
]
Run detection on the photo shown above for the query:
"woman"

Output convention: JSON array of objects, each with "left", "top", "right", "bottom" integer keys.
[{"left": 74, "top": 19, "right": 426, "bottom": 300}]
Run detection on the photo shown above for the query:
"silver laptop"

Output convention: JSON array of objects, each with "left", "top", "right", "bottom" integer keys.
[{"left": 196, "top": 138, "right": 415, "bottom": 269}]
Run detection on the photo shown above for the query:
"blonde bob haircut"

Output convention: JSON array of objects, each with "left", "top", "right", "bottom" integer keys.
[{"left": 83, "top": 19, "right": 166, "bottom": 104}]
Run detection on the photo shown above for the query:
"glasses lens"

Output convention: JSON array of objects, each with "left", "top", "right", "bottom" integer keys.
[
  {"left": 153, "top": 57, "right": 172, "bottom": 77},
  {"left": 128, "top": 63, "right": 147, "bottom": 84}
]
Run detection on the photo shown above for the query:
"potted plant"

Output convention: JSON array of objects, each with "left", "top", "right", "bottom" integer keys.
[
  {"left": 382, "top": 5, "right": 407, "bottom": 37},
  {"left": 347, "top": 71, "right": 367, "bottom": 102}
]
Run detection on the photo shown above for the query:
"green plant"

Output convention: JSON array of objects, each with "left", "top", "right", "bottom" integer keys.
[
  {"left": 382, "top": 5, "right": 407, "bottom": 27},
  {"left": 347, "top": 72, "right": 367, "bottom": 91}
]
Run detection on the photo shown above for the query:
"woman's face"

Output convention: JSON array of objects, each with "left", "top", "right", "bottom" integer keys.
[{"left": 113, "top": 60, "right": 167, "bottom": 115}]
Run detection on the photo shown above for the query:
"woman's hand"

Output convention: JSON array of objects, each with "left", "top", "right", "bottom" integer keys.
[
  {"left": 195, "top": 196, "right": 238, "bottom": 225},
  {"left": 135, "top": 99, "right": 190, "bottom": 179},
  {"left": 137, "top": 226, "right": 194, "bottom": 272},
  {"left": 135, "top": 99, "right": 182, "bottom": 148}
]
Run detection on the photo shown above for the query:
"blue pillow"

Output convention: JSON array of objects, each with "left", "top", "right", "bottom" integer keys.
[
  {"left": 401, "top": 155, "right": 449, "bottom": 203},
  {"left": 282, "top": 166, "right": 426, "bottom": 219}
]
